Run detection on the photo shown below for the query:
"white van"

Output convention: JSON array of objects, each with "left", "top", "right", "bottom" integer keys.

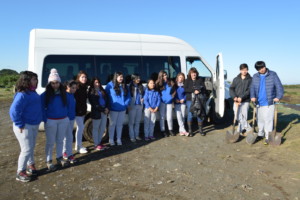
[{"left": 28, "top": 29, "right": 231, "bottom": 141}]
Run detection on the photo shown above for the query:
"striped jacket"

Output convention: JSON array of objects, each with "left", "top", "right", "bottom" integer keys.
[{"left": 250, "top": 69, "right": 284, "bottom": 105}]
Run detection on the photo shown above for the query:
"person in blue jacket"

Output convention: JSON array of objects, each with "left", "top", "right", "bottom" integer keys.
[
  {"left": 88, "top": 77, "right": 109, "bottom": 150},
  {"left": 143, "top": 79, "right": 160, "bottom": 140},
  {"left": 105, "top": 71, "right": 131, "bottom": 146},
  {"left": 41, "top": 68, "right": 71, "bottom": 171},
  {"left": 174, "top": 72, "right": 188, "bottom": 136},
  {"left": 9, "top": 71, "right": 42, "bottom": 182},
  {"left": 62, "top": 80, "right": 78, "bottom": 164},
  {"left": 155, "top": 70, "right": 176, "bottom": 137},
  {"left": 250, "top": 61, "right": 284, "bottom": 145}
]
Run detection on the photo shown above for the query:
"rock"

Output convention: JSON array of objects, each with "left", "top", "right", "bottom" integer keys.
[
  {"left": 167, "top": 180, "right": 174, "bottom": 183},
  {"left": 113, "top": 163, "right": 122, "bottom": 167},
  {"left": 157, "top": 181, "right": 163, "bottom": 185},
  {"left": 263, "top": 192, "right": 270, "bottom": 196}
]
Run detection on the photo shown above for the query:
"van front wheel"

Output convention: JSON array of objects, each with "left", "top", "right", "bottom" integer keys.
[{"left": 83, "top": 118, "right": 109, "bottom": 143}]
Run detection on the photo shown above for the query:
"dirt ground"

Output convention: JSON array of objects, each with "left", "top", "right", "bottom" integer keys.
[{"left": 1, "top": 99, "right": 300, "bottom": 200}]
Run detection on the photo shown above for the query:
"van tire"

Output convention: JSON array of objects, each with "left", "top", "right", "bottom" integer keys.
[
  {"left": 83, "top": 118, "right": 109, "bottom": 143},
  {"left": 208, "top": 99, "right": 233, "bottom": 125}
]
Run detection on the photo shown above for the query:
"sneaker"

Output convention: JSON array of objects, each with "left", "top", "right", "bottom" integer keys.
[
  {"left": 149, "top": 136, "right": 156, "bottom": 140},
  {"left": 117, "top": 140, "right": 122, "bottom": 146},
  {"left": 68, "top": 155, "right": 77, "bottom": 164},
  {"left": 46, "top": 161, "right": 57, "bottom": 172},
  {"left": 95, "top": 144, "right": 106, "bottom": 151},
  {"left": 16, "top": 171, "right": 32, "bottom": 182},
  {"left": 109, "top": 140, "right": 115, "bottom": 146},
  {"left": 179, "top": 132, "right": 185, "bottom": 136},
  {"left": 130, "top": 138, "right": 136, "bottom": 143},
  {"left": 169, "top": 130, "right": 175, "bottom": 136},
  {"left": 145, "top": 137, "right": 150, "bottom": 141},
  {"left": 56, "top": 157, "right": 69, "bottom": 167},
  {"left": 63, "top": 152, "right": 68, "bottom": 160},
  {"left": 78, "top": 147, "right": 88, "bottom": 154},
  {"left": 26, "top": 164, "right": 38, "bottom": 176},
  {"left": 264, "top": 139, "right": 269, "bottom": 145},
  {"left": 136, "top": 136, "right": 142, "bottom": 141}
]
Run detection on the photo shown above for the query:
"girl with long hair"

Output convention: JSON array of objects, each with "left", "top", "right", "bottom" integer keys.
[
  {"left": 88, "top": 77, "right": 109, "bottom": 150},
  {"left": 105, "top": 71, "right": 131, "bottom": 146},
  {"left": 9, "top": 71, "right": 42, "bottom": 182}
]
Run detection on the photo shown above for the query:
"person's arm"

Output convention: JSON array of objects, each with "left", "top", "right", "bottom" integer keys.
[
  {"left": 124, "top": 86, "right": 131, "bottom": 107},
  {"left": 10, "top": 93, "right": 26, "bottom": 129},
  {"left": 241, "top": 78, "right": 252, "bottom": 101},
  {"left": 274, "top": 72, "right": 284, "bottom": 101},
  {"left": 250, "top": 76, "right": 256, "bottom": 102},
  {"left": 184, "top": 79, "right": 194, "bottom": 93},
  {"left": 229, "top": 78, "right": 237, "bottom": 100}
]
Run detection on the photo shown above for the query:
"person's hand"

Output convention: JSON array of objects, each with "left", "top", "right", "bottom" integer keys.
[
  {"left": 180, "top": 99, "right": 185, "bottom": 104},
  {"left": 237, "top": 97, "right": 242, "bottom": 103},
  {"left": 234, "top": 97, "right": 237, "bottom": 102},
  {"left": 194, "top": 90, "right": 200, "bottom": 94},
  {"left": 140, "top": 98, "right": 144, "bottom": 103},
  {"left": 104, "top": 108, "right": 109, "bottom": 114},
  {"left": 20, "top": 128, "right": 24, "bottom": 133},
  {"left": 273, "top": 98, "right": 280, "bottom": 102},
  {"left": 175, "top": 99, "right": 180, "bottom": 103},
  {"left": 251, "top": 98, "right": 256, "bottom": 102}
]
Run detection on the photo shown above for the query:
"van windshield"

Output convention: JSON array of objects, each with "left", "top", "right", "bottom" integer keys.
[{"left": 42, "top": 55, "right": 181, "bottom": 87}]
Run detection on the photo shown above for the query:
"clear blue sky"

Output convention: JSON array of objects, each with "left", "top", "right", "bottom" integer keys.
[{"left": 0, "top": 0, "right": 299, "bottom": 84}]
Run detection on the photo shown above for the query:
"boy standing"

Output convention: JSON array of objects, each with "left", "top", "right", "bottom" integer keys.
[
  {"left": 250, "top": 61, "right": 284, "bottom": 144},
  {"left": 230, "top": 63, "right": 252, "bottom": 134}
]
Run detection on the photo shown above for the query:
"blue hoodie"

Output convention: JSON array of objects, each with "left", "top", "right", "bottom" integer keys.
[
  {"left": 105, "top": 81, "right": 131, "bottom": 111},
  {"left": 144, "top": 88, "right": 161, "bottom": 109},
  {"left": 161, "top": 82, "right": 174, "bottom": 104},
  {"left": 174, "top": 85, "right": 186, "bottom": 104},
  {"left": 9, "top": 91, "right": 42, "bottom": 128},
  {"left": 67, "top": 92, "right": 76, "bottom": 120},
  {"left": 41, "top": 92, "right": 70, "bottom": 122}
]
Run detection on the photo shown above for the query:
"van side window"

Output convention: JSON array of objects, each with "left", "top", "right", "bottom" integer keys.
[{"left": 42, "top": 55, "right": 181, "bottom": 86}]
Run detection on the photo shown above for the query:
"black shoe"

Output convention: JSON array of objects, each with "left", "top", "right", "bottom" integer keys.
[
  {"left": 198, "top": 122, "right": 205, "bottom": 136},
  {"left": 16, "top": 171, "right": 32, "bottom": 182},
  {"left": 56, "top": 157, "right": 69, "bottom": 167},
  {"left": 161, "top": 131, "right": 168, "bottom": 137},
  {"left": 187, "top": 122, "right": 193, "bottom": 137},
  {"left": 46, "top": 161, "right": 57, "bottom": 172},
  {"left": 26, "top": 164, "right": 38, "bottom": 176},
  {"left": 169, "top": 130, "right": 175, "bottom": 136}
]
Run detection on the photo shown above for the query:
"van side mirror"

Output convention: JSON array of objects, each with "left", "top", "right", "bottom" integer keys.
[{"left": 224, "top": 70, "right": 227, "bottom": 80}]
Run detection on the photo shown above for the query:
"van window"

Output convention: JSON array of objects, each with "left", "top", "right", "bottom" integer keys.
[
  {"left": 42, "top": 55, "right": 181, "bottom": 87},
  {"left": 186, "top": 57, "right": 211, "bottom": 77}
]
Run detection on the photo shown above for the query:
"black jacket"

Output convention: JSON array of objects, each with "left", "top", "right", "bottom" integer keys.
[
  {"left": 184, "top": 78, "right": 206, "bottom": 101},
  {"left": 88, "top": 88, "right": 107, "bottom": 119},
  {"left": 230, "top": 73, "right": 252, "bottom": 102}
]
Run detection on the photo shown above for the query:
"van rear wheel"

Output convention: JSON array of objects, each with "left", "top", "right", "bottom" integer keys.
[{"left": 83, "top": 118, "right": 109, "bottom": 143}]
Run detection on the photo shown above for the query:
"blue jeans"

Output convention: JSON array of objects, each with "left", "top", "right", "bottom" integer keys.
[{"left": 186, "top": 100, "right": 203, "bottom": 123}]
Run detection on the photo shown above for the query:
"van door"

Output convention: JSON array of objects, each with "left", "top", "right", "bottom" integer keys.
[{"left": 214, "top": 53, "right": 225, "bottom": 118}]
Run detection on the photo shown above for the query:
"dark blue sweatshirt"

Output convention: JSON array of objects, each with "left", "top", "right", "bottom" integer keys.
[
  {"left": 9, "top": 91, "right": 42, "bottom": 128},
  {"left": 67, "top": 92, "right": 76, "bottom": 120},
  {"left": 144, "top": 89, "right": 161, "bottom": 109},
  {"left": 41, "top": 92, "right": 70, "bottom": 122}
]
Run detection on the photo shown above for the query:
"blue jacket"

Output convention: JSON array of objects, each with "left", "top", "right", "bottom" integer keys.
[
  {"left": 174, "top": 85, "right": 186, "bottom": 104},
  {"left": 67, "top": 93, "right": 76, "bottom": 120},
  {"left": 161, "top": 82, "right": 174, "bottom": 104},
  {"left": 41, "top": 92, "right": 71, "bottom": 122},
  {"left": 144, "top": 89, "right": 161, "bottom": 109},
  {"left": 9, "top": 91, "right": 42, "bottom": 128},
  {"left": 105, "top": 81, "right": 131, "bottom": 112},
  {"left": 250, "top": 69, "right": 284, "bottom": 105}
]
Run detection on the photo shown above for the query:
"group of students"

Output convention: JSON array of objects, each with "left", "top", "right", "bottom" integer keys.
[
  {"left": 9, "top": 67, "right": 207, "bottom": 182},
  {"left": 9, "top": 60, "right": 284, "bottom": 183},
  {"left": 229, "top": 61, "right": 284, "bottom": 145}
]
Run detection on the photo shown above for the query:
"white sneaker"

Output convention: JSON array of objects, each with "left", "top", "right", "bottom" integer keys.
[
  {"left": 130, "top": 138, "right": 136, "bottom": 143},
  {"left": 109, "top": 140, "right": 115, "bottom": 146},
  {"left": 117, "top": 140, "right": 122, "bottom": 146},
  {"left": 78, "top": 147, "right": 88, "bottom": 154},
  {"left": 136, "top": 136, "right": 142, "bottom": 141}
]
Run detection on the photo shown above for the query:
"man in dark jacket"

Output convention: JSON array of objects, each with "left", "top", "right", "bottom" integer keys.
[
  {"left": 230, "top": 63, "right": 252, "bottom": 134},
  {"left": 250, "top": 61, "right": 284, "bottom": 145}
]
